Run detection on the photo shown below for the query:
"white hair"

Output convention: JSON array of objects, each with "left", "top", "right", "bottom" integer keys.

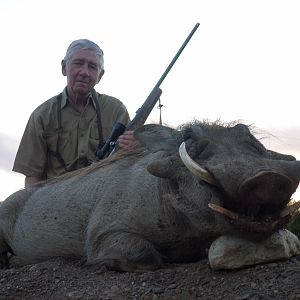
[{"left": 64, "top": 39, "right": 104, "bottom": 70}]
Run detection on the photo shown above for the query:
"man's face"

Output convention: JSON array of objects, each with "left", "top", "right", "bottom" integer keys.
[{"left": 62, "top": 49, "right": 104, "bottom": 96}]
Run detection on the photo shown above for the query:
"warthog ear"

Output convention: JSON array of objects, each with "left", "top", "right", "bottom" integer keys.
[{"left": 134, "top": 124, "right": 180, "bottom": 153}]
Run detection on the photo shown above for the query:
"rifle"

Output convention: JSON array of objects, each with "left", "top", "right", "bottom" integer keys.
[{"left": 95, "top": 22, "right": 200, "bottom": 161}]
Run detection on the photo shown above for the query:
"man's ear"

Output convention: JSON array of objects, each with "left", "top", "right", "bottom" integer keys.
[
  {"left": 96, "top": 69, "right": 105, "bottom": 83},
  {"left": 61, "top": 60, "right": 67, "bottom": 76}
]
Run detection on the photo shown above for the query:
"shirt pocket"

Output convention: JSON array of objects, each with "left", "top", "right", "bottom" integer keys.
[
  {"left": 44, "top": 130, "right": 70, "bottom": 156},
  {"left": 89, "top": 124, "right": 102, "bottom": 155},
  {"left": 90, "top": 124, "right": 100, "bottom": 140},
  {"left": 43, "top": 130, "right": 59, "bottom": 152}
]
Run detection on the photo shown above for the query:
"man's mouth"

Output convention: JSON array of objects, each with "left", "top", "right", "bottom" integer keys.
[{"left": 77, "top": 81, "right": 89, "bottom": 86}]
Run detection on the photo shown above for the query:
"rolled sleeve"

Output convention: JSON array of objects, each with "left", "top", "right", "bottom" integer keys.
[{"left": 13, "top": 112, "right": 48, "bottom": 177}]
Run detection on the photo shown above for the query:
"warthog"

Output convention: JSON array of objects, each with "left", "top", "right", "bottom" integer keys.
[{"left": 1, "top": 121, "right": 300, "bottom": 271}]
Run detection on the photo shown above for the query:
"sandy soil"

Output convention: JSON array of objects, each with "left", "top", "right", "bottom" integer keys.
[{"left": 0, "top": 254, "right": 299, "bottom": 300}]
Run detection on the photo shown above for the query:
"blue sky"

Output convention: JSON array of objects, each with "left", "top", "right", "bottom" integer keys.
[{"left": 1, "top": 0, "right": 300, "bottom": 200}]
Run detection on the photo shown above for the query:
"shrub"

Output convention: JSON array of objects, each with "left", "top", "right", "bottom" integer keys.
[{"left": 287, "top": 210, "right": 300, "bottom": 239}]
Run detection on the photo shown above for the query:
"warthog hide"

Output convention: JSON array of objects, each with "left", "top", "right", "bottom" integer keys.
[{"left": 1, "top": 121, "right": 300, "bottom": 271}]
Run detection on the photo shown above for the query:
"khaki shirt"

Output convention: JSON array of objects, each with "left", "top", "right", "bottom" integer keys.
[{"left": 13, "top": 88, "right": 130, "bottom": 179}]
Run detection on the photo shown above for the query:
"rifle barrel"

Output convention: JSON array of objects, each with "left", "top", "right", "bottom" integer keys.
[
  {"left": 155, "top": 23, "right": 200, "bottom": 88},
  {"left": 103, "top": 23, "right": 200, "bottom": 159}
]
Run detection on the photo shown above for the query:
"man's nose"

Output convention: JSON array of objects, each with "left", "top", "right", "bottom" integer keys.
[{"left": 79, "top": 63, "right": 90, "bottom": 75}]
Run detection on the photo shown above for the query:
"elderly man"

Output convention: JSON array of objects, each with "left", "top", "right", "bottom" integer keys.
[{"left": 13, "top": 39, "right": 133, "bottom": 187}]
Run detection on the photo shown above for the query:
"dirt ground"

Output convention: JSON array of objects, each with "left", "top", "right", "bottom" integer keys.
[{"left": 0, "top": 254, "right": 299, "bottom": 300}]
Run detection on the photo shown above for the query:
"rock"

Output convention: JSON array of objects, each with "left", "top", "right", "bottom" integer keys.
[{"left": 208, "top": 229, "right": 300, "bottom": 270}]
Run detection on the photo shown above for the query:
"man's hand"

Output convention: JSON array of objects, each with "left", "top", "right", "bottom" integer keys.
[{"left": 117, "top": 130, "right": 135, "bottom": 149}]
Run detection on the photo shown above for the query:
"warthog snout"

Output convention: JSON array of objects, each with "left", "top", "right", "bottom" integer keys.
[{"left": 238, "top": 171, "right": 295, "bottom": 212}]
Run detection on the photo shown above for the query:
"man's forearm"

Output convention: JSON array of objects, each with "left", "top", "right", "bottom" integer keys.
[{"left": 25, "top": 176, "right": 43, "bottom": 188}]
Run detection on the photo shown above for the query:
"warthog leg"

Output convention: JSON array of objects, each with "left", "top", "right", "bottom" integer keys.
[
  {"left": 0, "top": 251, "right": 9, "bottom": 269},
  {"left": 87, "top": 231, "right": 162, "bottom": 272},
  {"left": 0, "top": 239, "right": 14, "bottom": 269}
]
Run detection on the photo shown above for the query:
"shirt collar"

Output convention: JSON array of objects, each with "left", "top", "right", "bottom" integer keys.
[{"left": 60, "top": 87, "right": 97, "bottom": 109}]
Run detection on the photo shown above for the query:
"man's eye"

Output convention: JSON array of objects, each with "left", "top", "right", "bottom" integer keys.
[{"left": 89, "top": 64, "right": 97, "bottom": 70}]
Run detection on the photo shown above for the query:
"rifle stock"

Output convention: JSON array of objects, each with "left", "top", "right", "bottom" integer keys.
[
  {"left": 126, "top": 87, "right": 162, "bottom": 131},
  {"left": 95, "top": 23, "right": 200, "bottom": 160}
]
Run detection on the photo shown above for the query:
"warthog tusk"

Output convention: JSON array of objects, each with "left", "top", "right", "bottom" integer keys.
[
  {"left": 270, "top": 219, "right": 280, "bottom": 229},
  {"left": 279, "top": 200, "right": 300, "bottom": 218},
  {"left": 208, "top": 203, "right": 240, "bottom": 220},
  {"left": 209, "top": 200, "right": 300, "bottom": 223},
  {"left": 179, "top": 142, "right": 217, "bottom": 185}
]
